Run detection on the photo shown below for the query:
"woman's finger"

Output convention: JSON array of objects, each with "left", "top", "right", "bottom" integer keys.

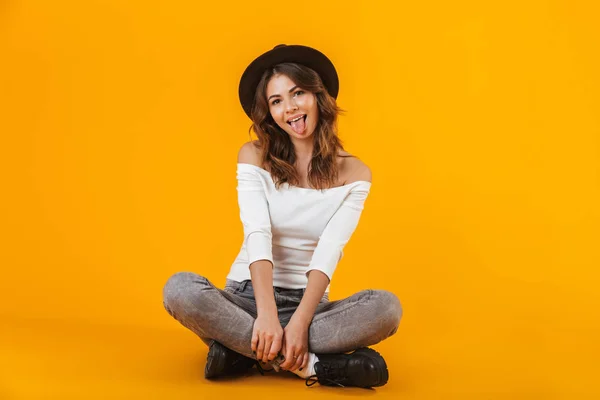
[
  {"left": 262, "top": 337, "right": 273, "bottom": 363},
  {"left": 280, "top": 336, "right": 287, "bottom": 359},
  {"left": 278, "top": 336, "right": 287, "bottom": 369},
  {"left": 268, "top": 335, "right": 282, "bottom": 361},
  {"left": 292, "top": 351, "right": 304, "bottom": 371},
  {"left": 280, "top": 344, "right": 296, "bottom": 370},
  {"left": 255, "top": 333, "right": 266, "bottom": 361},
  {"left": 251, "top": 328, "right": 258, "bottom": 355},
  {"left": 300, "top": 351, "right": 309, "bottom": 371}
]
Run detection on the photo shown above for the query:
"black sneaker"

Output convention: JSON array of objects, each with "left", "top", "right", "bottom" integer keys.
[
  {"left": 204, "top": 341, "right": 258, "bottom": 379},
  {"left": 305, "top": 348, "right": 389, "bottom": 388}
]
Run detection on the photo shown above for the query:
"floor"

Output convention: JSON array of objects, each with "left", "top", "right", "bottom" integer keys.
[{"left": 3, "top": 313, "right": 595, "bottom": 400}]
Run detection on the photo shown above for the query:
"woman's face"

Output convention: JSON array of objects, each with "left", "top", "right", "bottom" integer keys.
[{"left": 266, "top": 74, "right": 318, "bottom": 140}]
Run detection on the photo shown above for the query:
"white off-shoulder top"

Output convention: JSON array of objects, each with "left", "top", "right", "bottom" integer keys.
[{"left": 226, "top": 163, "right": 372, "bottom": 292}]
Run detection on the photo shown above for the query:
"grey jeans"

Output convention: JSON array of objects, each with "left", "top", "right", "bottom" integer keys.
[{"left": 162, "top": 272, "right": 402, "bottom": 361}]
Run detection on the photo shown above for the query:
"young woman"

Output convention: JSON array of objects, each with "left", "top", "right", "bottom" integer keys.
[{"left": 162, "top": 44, "right": 403, "bottom": 388}]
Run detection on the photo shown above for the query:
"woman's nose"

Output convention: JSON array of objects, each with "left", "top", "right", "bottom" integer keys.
[{"left": 285, "top": 100, "right": 298, "bottom": 112}]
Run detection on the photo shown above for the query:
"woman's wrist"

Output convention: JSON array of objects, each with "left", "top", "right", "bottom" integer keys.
[
  {"left": 291, "top": 270, "right": 328, "bottom": 326},
  {"left": 257, "top": 302, "right": 278, "bottom": 318},
  {"left": 291, "top": 308, "right": 313, "bottom": 326}
]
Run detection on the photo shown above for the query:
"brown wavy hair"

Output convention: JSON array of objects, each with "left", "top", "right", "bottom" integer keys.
[{"left": 247, "top": 62, "right": 357, "bottom": 191}]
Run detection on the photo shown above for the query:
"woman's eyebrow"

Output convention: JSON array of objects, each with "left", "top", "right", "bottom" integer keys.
[{"left": 268, "top": 85, "right": 299, "bottom": 101}]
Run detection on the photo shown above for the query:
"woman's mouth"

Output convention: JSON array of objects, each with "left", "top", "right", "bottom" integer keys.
[{"left": 287, "top": 115, "right": 307, "bottom": 134}]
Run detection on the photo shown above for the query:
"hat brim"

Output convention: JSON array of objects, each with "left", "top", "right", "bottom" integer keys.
[{"left": 238, "top": 45, "right": 339, "bottom": 119}]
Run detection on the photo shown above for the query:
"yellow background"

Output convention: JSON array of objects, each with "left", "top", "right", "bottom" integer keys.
[{"left": 1, "top": 0, "right": 599, "bottom": 398}]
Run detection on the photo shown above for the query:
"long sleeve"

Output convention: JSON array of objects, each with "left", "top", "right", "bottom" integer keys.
[
  {"left": 236, "top": 163, "right": 273, "bottom": 267},
  {"left": 306, "top": 183, "right": 371, "bottom": 281}
]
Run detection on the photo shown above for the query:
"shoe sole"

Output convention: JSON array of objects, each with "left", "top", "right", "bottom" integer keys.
[{"left": 353, "top": 348, "right": 389, "bottom": 387}]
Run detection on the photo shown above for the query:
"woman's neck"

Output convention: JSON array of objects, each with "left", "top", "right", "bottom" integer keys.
[{"left": 291, "top": 139, "right": 313, "bottom": 161}]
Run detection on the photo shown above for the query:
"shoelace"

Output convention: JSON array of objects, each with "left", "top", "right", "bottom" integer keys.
[
  {"left": 305, "top": 374, "right": 346, "bottom": 387},
  {"left": 304, "top": 361, "right": 347, "bottom": 387},
  {"left": 254, "top": 361, "right": 277, "bottom": 376}
]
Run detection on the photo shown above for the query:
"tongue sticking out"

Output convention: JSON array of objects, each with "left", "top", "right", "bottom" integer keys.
[{"left": 290, "top": 116, "right": 306, "bottom": 134}]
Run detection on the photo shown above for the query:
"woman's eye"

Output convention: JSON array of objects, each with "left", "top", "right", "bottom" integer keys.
[{"left": 271, "top": 91, "right": 302, "bottom": 105}]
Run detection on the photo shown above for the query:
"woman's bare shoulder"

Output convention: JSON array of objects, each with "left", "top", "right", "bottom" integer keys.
[
  {"left": 237, "top": 140, "right": 262, "bottom": 167},
  {"left": 342, "top": 155, "right": 372, "bottom": 184}
]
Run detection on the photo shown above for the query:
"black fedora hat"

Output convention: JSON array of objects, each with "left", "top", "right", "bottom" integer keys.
[{"left": 238, "top": 44, "right": 339, "bottom": 119}]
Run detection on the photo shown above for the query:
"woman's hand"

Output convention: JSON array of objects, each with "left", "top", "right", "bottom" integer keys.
[
  {"left": 279, "top": 314, "right": 310, "bottom": 372},
  {"left": 251, "top": 312, "right": 283, "bottom": 363}
]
